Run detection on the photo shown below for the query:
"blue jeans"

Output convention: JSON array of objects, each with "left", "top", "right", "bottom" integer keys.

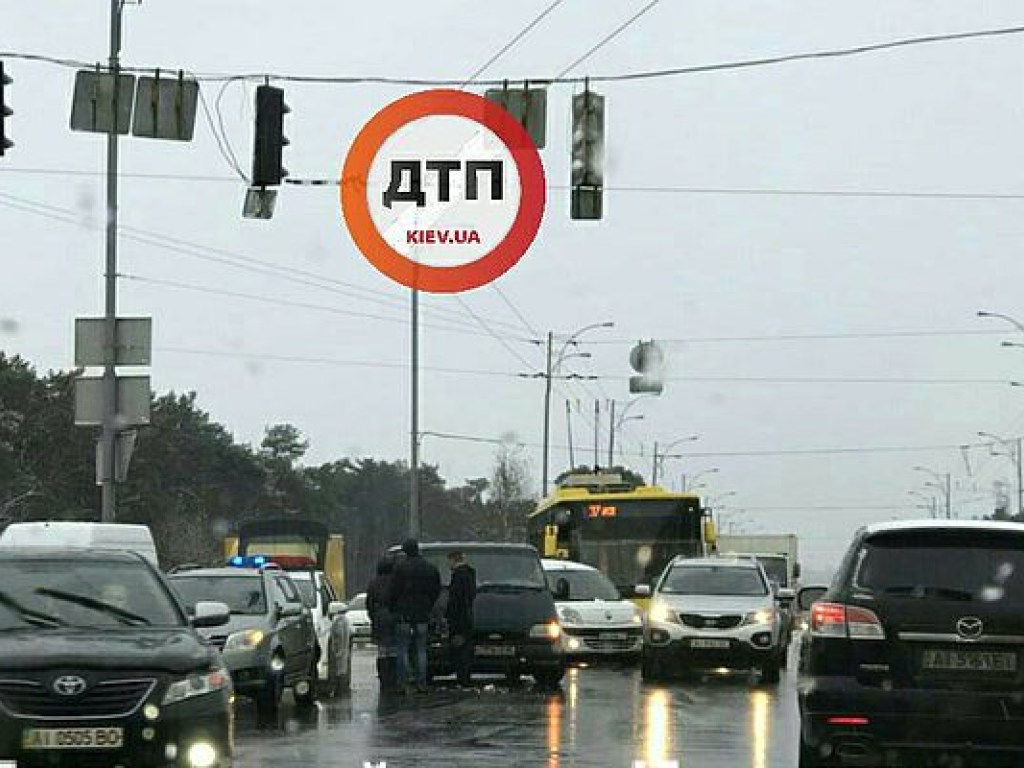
[{"left": 395, "top": 621, "right": 429, "bottom": 688}]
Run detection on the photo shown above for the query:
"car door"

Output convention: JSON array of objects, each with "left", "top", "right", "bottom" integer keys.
[
  {"left": 320, "top": 575, "right": 350, "bottom": 673},
  {"left": 273, "top": 574, "right": 315, "bottom": 678}
]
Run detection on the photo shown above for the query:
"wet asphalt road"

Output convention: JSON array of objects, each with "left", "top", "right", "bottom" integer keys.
[{"left": 233, "top": 643, "right": 801, "bottom": 768}]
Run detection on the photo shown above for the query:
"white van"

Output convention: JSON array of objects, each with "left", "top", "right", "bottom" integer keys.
[{"left": 0, "top": 522, "right": 159, "bottom": 567}]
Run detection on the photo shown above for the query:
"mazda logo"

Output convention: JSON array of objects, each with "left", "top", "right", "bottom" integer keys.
[
  {"left": 52, "top": 675, "right": 87, "bottom": 697},
  {"left": 956, "top": 616, "right": 984, "bottom": 639}
]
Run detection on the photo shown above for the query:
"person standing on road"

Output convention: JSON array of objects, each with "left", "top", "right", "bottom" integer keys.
[
  {"left": 445, "top": 550, "right": 476, "bottom": 688},
  {"left": 366, "top": 554, "right": 398, "bottom": 693},
  {"left": 388, "top": 538, "right": 441, "bottom": 694}
]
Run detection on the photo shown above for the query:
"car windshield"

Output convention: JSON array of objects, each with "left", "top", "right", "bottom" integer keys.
[
  {"left": 546, "top": 568, "right": 620, "bottom": 601},
  {"left": 756, "top": 556, "right": 789, "bottom": 588},
  {"left": 291, "top": 577, "right": 316, "bottom": 607},
  {"left": 854, "top": 531, "right": 1024, "bottom": 603},
  {"left": 660, "top": 565, "right": 768, "bottom": 596},
  {"left": 169, "top": 574, "right": 267, "bottom": 615},
  {"left": 424, "top": 549, "right": 547, "bottom": 589},
  {"left": 0, "top": 559, "right": 181, "bottom": 629}
]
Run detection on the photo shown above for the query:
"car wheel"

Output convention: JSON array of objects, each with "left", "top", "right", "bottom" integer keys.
[
  {"left": 255, "top": 665, "right": 284, "bottom": 729},
  {"left": 294, "top": 653, "right": 319, "bottom": 708},
  {"left": 533, "top": 667, "right": 565, "bottom": 689},
  {"left": 640, "top": 654, "right": 662, "bottom": 682},
  {"left": 760, "top": 657, "right": 781, "bottom": 684},
  {"left": 798, "top": 734, "right": 824, "bottom": 767}
]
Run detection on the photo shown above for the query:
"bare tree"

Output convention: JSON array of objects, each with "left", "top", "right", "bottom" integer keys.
[{"left": 487, "top": 434, "right": 534, "bottom": 541}]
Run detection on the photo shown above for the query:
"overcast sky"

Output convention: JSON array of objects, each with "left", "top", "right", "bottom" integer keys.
[{"left": 5, "top": 1, "right": 1024, "bottom": 570}]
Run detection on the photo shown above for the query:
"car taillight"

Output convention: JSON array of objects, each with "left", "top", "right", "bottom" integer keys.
[{"left": 810, "top": 602, "right": 884, "bottom": 640}]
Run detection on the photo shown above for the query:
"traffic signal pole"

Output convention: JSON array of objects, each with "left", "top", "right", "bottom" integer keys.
[{"left": 100, "top": 0, "right": 124, "bottom": 522}]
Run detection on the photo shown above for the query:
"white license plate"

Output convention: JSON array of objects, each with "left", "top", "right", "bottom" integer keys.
[
  {"left": 921, "top": 649, "right": 1017, "bottom": 672},
  {"left": 690, "top": 638, "right": 730, "bottom": 649},
  {"left": 476, "top": 645, "right": 516, "bottom": 657},
  {"left": 22, "top": 727, "right": 123, "bottom": 750},
  {"left": 599, "top": 632, "right": 629, "bottom": 640}
]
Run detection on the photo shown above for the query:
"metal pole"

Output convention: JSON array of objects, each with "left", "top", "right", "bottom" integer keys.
[
  {"left": 593, "top": 399, "right": 600, "bottom": 469},
  {"left": 607, "top": 400, "right": 616, "bottom": 467},
  {"left": 100, "top": 0, "right": 123, "bottom": 523},
  {"left": 945, "top": 473, "right": 952, "bottom": 519},
  {"left": 541, "top": 331, "right": 553, "bottom": 496},
  {"left": 1017, "top": 438, "right": 1023, "bottom": 518},
  {"left": 651, "top": 441, "right": 659, "bottom": 485},
  {"left": 409, "top": 287, "right": 420, "bottom": 538},
  {"left": 565, "top": 399, "right": 575, "bottom": 470}
]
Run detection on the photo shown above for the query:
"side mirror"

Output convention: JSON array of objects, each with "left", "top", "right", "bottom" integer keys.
[
  {"left": 793, "top": 562, "right": 802, "bottom": 580},
  {"left": 554, "top": 578, "right": 570, "bottom": 601},
  {"left": 776, "top": 587, "right": 796, "bottom": 604},
  {"left": 192, "top": 600, "right": 230, "bottom": 628},
  {"left": 797, "top": 586, "right": 828, "bottom": 612},
  {"left": 277, "top": 603, "right": 302, "bottom": 619},
  {"left": 328, "top": 600, "right": 347, "bottom": 618},
  {"left": 634, "top": 584, "right": 651, "bottom": 597}
]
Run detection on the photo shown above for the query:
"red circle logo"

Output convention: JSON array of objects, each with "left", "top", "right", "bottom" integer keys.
[{"left": 341, "top": 89, "right": 546, "bottom": 293}]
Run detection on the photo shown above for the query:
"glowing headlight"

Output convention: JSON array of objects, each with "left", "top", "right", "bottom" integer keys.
[
  {"left": 743, "top": 609, "right": 776, "bottom": 626},
  {"left": 187, "top": 741, "right": 218, "bottom": 768},
  {"left": 558, "top": 607, "right": 583, "bottom": 625},
  {"left": 162, "top": 667, "right": 230, "bottom": 705},
  {"left": 631, "top": 610, "right": 644, "bottom": 626},
  {"left": 648, "top": 602, "right": 678, "bottom": 624},
  {"left": 530, "top": 621, "right": 562, "bottom": 640},
  {"left": 223, "top": 628, "right": 265, "bottom": 651}
]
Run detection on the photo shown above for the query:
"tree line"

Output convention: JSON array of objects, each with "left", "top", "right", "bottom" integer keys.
[{"left": 0, "top": 353, "right": 534, "bottom": 595}]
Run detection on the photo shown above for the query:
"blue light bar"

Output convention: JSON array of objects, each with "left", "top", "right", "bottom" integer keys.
[{"left": 227, "top": 554, "right": 271, "bottom": 568}]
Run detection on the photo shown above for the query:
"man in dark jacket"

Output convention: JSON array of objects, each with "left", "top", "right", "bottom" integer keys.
[
  {"left": 388, "top": 538, "right": 441, "bottom": 693},
  {"left": 445, "top": 550, "right": 476, "bottom": 687},
  {"left": 366, "top": 554, "right": 398, "bottom": 692}
]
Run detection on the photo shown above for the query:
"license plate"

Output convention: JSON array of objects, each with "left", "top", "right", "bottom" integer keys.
[
  {"left": 690, "top": 638, "right": 730, "bottom": 649},
  {"left": 22, "top": 727, "right": 124, "bottom": 750},
  {"left": 599, "top": 632, "right": 629, "bottom": 641},
  {"left": 921, "top": 649, "right": 1017, "bottom": 672},
  {"left": 476, "top": 645, "right": 516, "bottom": 657}
]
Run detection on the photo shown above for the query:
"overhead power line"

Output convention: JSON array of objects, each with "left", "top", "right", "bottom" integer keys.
[
  {"left": 460, "top": 0, "right": 566, "bottom": 86},
  {"left": 4, "top": 23, "right": 1024, "bottom": 85},
  {"left": 554, "top": 0, "right": 660, "bottom": 79}
]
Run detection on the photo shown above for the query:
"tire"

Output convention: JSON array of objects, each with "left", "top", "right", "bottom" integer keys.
[
  {"left": 798, "top": 734, "right": 823, "bottom": 768},
  {"left": 640, "top": 654, "right": 663, "bottom": 682},
  {"left": 760, "top": 657, "right": 781, "bottom": 685},
  {"left": 255, "top": 666, "right": 283, "bottom": 729},
  {"left": 293, "top": 653, "right": 319, "bottom": 709},
  {"left": 533, "top": 667, "right": 565, "bottom": 689}
]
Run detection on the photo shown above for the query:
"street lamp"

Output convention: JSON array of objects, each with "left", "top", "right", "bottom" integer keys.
[
  {"left": 978, "top": 310, "right": 1024, "bottom": 336},
  {"left": 907, "top": 490, "right": 937, "bottom": 518},
  {"left": 913, "top": 466, "right": 951, "bottom": 519},
  {"left": 535, "top": 321, "right": 615, "bottom": 496},
  {"left": 651, "top": 434, "right": 700, "bottom": 485},
  {"left": 978, "top": 430, "right": 1023, "bottom": 517},
  {"left": 682, "top": 467, "right": 719, "bottom": 492},
  {"left": 607, "top": 397, "right": 647, "bottom": 467}
]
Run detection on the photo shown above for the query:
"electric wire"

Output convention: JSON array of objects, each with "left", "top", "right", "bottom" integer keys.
[
  {"left": 460, "top": 0, "right": 567, "bottom": 87},
  {"left": 554, "top": 0, "right": 659, "bottom": 80}
]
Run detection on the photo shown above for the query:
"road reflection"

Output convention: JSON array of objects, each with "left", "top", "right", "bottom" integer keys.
[
  {"left": 750, "top": 689, "right": 770, "bottom": 768},
  {"left": 643, "top": 688, "right": 672, "bottom": 767}
]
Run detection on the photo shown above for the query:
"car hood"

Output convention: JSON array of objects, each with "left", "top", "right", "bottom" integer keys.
[
  {"left": 472, "top": 588, "right": 558, "bottom": 633},
  {"left": 557, "top": 599, "right": 637, "bottom": 626},
  {"left": 656, "top": 593, "right": 772, "bottom": 615},
  {"left": 197, "top": 614, "right": 268, "bottom": 639},
  {"left": 0, "top": 627, "right": 217, "bottom": 674}
]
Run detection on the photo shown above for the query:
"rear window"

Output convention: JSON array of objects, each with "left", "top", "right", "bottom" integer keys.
[
  {"left": 422, "top": 548, "right": 546, "bottom": 589},
  {"left": 854, "top": 529, "right": 1024, "bottom": 603},
  {"left": 169, "top": 574, "right": 268, "bottom": 615},
  {"left": 545, "top": 568, "right": 620, "bottom": 601},
  {"left": 660, "top": 565, "right": 767, "bottom": 596}
]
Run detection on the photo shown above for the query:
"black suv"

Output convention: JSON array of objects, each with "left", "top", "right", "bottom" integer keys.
[
  {"left": 412, "top": 543, "right": 567, "bottom": 687},
  {"left": 0, "top": 547, "right": 233, "bottom": 768},
  {"left": 798, "top": 520, "right": 1024, "bottom": 767},
  {"left": 167, "top": 563, "right": 317, "bottom": 727}
]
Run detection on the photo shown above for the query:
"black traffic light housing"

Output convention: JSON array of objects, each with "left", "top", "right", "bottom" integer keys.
[
  {"left": 1, "top": 62, "right": 12, "bottom": 156},
  {"left": 570, "top": 87, "right": 604, "bottom": 220},
  {"left": 251, "top": 84, "right": 289, "bottom": 187}
]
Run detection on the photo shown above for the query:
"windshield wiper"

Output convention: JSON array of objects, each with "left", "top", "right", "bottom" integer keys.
[
  {"left": 881, "top": 585, "right": 974, "bottom": 601},
  {"left": 0, "top": 589, "right": 66, "bottom": 629},
  {"left": 35, "top": 588, "right": 151, "bottom": 625}
]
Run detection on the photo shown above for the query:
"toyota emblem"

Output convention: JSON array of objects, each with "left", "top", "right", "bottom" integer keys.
[
  {"left": 956, "top": 616, "right": 984, "bottom": 639},
  {"left": 52, "top": 675, "right": 87, "bottom": 697}
]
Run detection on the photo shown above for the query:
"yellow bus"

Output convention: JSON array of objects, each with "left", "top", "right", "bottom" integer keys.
[{"left": 527, "top": 471, "right": 715, "bottom": 605}]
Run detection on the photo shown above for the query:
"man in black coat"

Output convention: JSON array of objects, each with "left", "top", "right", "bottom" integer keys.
[
  {"left": 445, "top": 550, "right": 477, "bottom": 687},
  {"left": 366, "top": 554, "right": 398, "bottom": 692},
  {"left": 388, "top": 538, "right": 441, "bottom": 693}
]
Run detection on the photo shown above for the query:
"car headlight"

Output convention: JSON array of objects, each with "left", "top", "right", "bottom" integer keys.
[
  {"left": 529, "top": 621, "right": 562, "bottom": 641},
  {"left": 743, "top": 609, "right": 776, "bottom": 626},
  {"left": 223, "top": 628, "right": 265, "bottom": 651},
  {"left": 162, "top": 666, "right": 230, "bottom": 705},
  {"left": 631, "top": 609, "right": 644, "bottom": 626},
  {"left": 648, "top": 602, "right": 678, "bottom": 624},
  {"left": 558, "top": 607, "right": 583, "bottom": 625}
]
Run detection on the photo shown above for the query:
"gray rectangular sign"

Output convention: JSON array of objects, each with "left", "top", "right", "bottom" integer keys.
[
  {"left": 75, "top": 318, "right": 152, "bottom": 367},
  {"left": 75, "top": 375, "right": 151, "bottom": 427},
  {"left": 132, "top": 75, "right": 199, "bottom": 141},
  {"left": 70, "top": 70, "right": 135, "bottom": 135},
  {"left": 484, "top": 87, "right": 546, "bottom": 149}
]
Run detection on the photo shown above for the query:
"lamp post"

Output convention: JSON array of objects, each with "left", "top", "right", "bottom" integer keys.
[
  {"left": 978, "top": 430, "right": 1023, "bottom": 517},
  {"left": 608, "top": 397, "right": 645, "bottom": 467},
  {"left": 651, "top": 434, "right": 700, "bottom": 485},
  {"left": 682, "top": 467, "right": 719, "bottom": 492},
  {"left": 532, "top": 322, "right": 614, "bottom": 496},
  {"left": 978, "top": 310, "right": 1024, "bottom": 336},
  {"left": 913, "top": 466, "right": 951, "bottom": 519},
  {"left": 907, "top": 490, "right": 937, "bottom": 519}
]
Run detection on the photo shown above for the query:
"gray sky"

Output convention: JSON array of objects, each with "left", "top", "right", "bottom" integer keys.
[{"left": 5, "top": 1, "right": 1024, "bottom": 570}]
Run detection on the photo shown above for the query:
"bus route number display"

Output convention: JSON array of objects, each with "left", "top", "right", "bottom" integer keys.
[{"left": 587, "top": 504, "right": 619, "bottom": 519}]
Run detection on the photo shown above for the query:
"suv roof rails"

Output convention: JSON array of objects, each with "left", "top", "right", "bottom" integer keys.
[{"left": 167, "top": 562, "right": 205, "bottom": 573}]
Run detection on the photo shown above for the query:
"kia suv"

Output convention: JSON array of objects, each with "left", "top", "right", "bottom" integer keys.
[
  {"left": 167, "top": 561, "right": 317, "bottom": 727},
  {"left": 0, "top": 547, "right": 233, "bottom": 768},
  {"left": 798, "top": 520, "right": 1024, "bottom": 767},
  {"left": 642, "top": 555, "right": 786, "bottom": 683}
]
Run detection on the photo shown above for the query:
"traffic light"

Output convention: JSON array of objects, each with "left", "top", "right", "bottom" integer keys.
[
  {"left": 1, "top": 62, "right": 12, "bottom": 156},
  {"left": 251, "top": 84, "right": 289, "bottom": 187},
  {"left": 570, "top": 87, "right": 604, "bottom": 220}
]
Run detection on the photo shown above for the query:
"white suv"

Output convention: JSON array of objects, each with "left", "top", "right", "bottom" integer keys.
[{"left": 642, "top": 555, "right": 786, "bottom": 683}]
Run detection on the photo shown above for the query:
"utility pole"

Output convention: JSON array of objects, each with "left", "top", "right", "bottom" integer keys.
[
  {"left": 565, "top": 400, "right": 575, "bottom": 470},
  {"left": 593, "top": 400, "right": 600, "bottom": 469},
  {"left": 607, "top": 399, "right": 616, "bottom": 467},
  {"left": 409, "top": 287, "right": 420, "bottom": 539},
  {"left": 945, "top": 472, "right": 952, "bottom": 519},
  {"left": 1017, "top": 437, "right": 1023, "bottom": 519},
  {"left": 541, "top": 332, "right": 553, "bottom": 496},
  {"left": 651, "top": 441, "right": 659, "bottom": 485},
  {"left": 100, "top": 0, "right": 124, "bottom": 523}
]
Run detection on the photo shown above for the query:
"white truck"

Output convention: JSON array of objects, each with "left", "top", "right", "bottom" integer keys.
[{"left": 715, "top": 533, "right": 801, "bottom": 590}]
